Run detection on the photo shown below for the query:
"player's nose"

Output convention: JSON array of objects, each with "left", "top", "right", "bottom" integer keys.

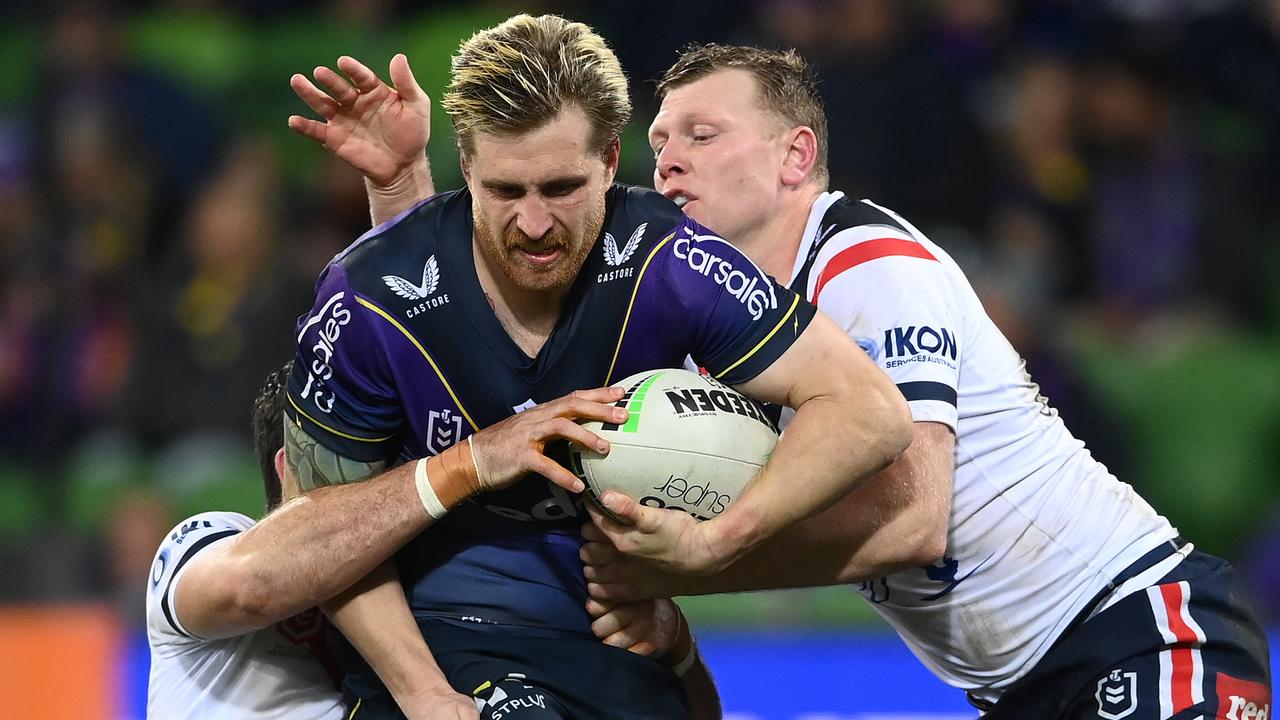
[
  {"left": 655, "top": 144, "right": 687, "bottom": 179},
  {"left": 515, "top": 196, "right": 554, "bottom": 240}
]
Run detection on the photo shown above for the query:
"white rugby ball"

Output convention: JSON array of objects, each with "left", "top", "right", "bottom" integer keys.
[{"left": 569, "top": 368, "right": 778, "bottom": 522}]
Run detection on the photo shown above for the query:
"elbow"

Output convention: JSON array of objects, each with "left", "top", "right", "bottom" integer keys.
[
  {"left": 907, "top": 522, "right": 949, "bottom": 568},
  {"left": 220, "top": 564, "right": 289, "bottom": 630},
  {"left": 901, "top": 494, "right": 951, "bottom": 568},
  {"left": 874, "top": 388, "right": 914, "bottom": 469}
]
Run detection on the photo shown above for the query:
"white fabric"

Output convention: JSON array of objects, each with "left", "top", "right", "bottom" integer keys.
[
  {"left": 145, "top": 511, "right": 344, "bottom": 719},
  {"left": 788, "top": 193, "right": 1179, "bottom": 697}
]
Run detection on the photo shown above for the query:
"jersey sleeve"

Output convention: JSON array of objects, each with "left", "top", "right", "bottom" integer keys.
[
  {"left": 805, "top": 225, "right": 960, "bottom": 429},
  {"left": 651, "top": 217, "right": 816, "bottom": 385},
  {"left": 146, "top": 511, "right": 254, "bottom": 647},
  {"left": 286, "top": 263, "right": 402, "bottom": 463}
]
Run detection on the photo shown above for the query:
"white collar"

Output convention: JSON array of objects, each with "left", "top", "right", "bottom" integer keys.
[{"left": 788, "top": 190, "right": 846, "bottom": 286}]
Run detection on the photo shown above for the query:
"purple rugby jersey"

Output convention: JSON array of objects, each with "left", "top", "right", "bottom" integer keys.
[{"left": 285, "top": 183, "right": 814, "bottom": 633}]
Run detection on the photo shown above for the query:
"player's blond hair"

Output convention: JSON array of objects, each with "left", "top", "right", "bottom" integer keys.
[
  {"left": 442, "top": 14, "right": 631, "bottom": 158},
  {"left": 658, "top": 44, "right": 830, "bottom": 186}
]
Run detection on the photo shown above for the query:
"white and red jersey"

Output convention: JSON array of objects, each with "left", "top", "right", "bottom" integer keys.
[
  {"left": 786, "top": 192, "right": 1179, "bottom": 697},
  {"left": 146, "top": 511, "right": 345, "bottom": 719}
]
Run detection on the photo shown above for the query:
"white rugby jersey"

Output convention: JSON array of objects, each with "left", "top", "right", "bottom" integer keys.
[
  {"left": 146, "top": 511, "right": 345, "bottom": 720},
  {"left": 786, "top": 192, "right": 1178, "bottom": 696}
]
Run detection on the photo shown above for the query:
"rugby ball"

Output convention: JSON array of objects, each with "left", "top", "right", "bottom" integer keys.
[{"left": 569, "top": 368, "right": 778, "bottom": 522}]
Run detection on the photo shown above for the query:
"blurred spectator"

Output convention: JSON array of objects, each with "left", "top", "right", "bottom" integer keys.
[
  {"left": 815, "top": 0, "right": 992, "bottom": 233},
  {"left": 1079, "top": 43, "right": 1202, "bottom": 331},
  {"left": 127, "top": 137, "right": 312, "bottom": 446},
  {"left": 101, "top": 489, "right": 172, "bottom": 629}
]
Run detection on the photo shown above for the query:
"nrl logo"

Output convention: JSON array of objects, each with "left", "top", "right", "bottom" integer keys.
[
  {"left": 1095, "top": 669, "right": 1138, "bottom": 720},
  {"left": 603, "top": 223, "right": 646, "bottom": 267},
  {"left": 383, "top": 255, "right": 440, "bottom": 300},
  {"left": 426, "top": 408, "right": 464, "bottom": 455}
]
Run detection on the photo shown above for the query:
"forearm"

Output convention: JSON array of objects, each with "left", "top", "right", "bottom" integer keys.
[
  {"left": 366, "top": 155, "right": 434, "bottom": 225},
  {"left": 661, "top": 606, "right": 721, "bottom": 720},
  {"left": 221, "top": 460, "right": 427, "bottom": 623},
  {"left": 681, "top": 656, "right": 722, "bottom": 720},
  {"left": 323, "top": 563, "right": 453, "bottom": 702},
  {"left": 656, "top": 424, "right": 953, "bottom": 595},
  {"left": 711, "top": 386, "right": 910, "bottom": 565},
  {"left": 228, "top": 428, "right": 478, "bottom": 626}
]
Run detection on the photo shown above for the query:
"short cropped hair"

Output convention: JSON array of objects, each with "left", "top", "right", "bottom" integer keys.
[
  {"left": 250, "top": 360, "right": 292, "bottom": 512},
  {"left": 658, "top": 44, "right": 829, "bottom": 186},
  {"left": 441, "top": 14, "right": 631, "bottom": 158}
]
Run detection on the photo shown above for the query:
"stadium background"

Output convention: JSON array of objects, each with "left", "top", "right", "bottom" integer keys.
[{"left": 0, "top": 0, "right": 1277, "bottom": 717}]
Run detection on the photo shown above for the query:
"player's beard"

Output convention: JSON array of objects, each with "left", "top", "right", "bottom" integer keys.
[{"left": 473, "top": 199, "right": 605, "bottom": 293}]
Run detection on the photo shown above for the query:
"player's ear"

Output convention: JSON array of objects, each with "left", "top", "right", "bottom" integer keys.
[
  {"left": 459, "top": 152, "right": 472, "bottom": 184},
  {"left": 601, "top": 137, "right": 621, "bottom": 184},
  {"left": 273, "top": 448, "right": 287, "bottom": 488},
  {"left": 780, "top": 126, "right": 818, "bottom": 188}
]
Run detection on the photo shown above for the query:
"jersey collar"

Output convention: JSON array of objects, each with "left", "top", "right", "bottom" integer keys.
[{"left": 788, "top": 190, "right": 846, "bottom": 288}]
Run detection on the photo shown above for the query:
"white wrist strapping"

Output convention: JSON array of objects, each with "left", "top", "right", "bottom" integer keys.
[
  {"left": 670, "top": 645, "right": 698, "bottom": 677},
  {"left": 467, "top": 435, "right": 485, "bottom": 484},
  {"left": 414, "top": 458, "right": 449, "bottom": 520}
]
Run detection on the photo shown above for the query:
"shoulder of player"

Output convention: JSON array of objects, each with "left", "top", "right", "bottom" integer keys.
[
  {"left": 149, "top": 512, "right": 252, "bottom": 601},
  {"left": 327, "top": 190, "right": 465, "bottom": 293},
  {"left": 605, "top": 183, "right": 686, "bottom": 248},
  {"left": 154, "top": 511, "right": 254, "bottom": 562},
  {"left": 800, "top": 198, "right": 949, "bottom": 299}
]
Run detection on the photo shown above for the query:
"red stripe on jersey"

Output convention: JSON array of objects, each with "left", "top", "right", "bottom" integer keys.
[
  {"left": 1159, "top": 583, "right": 1198, "bottom": 643},
  {"left": 812, "top": 238, "right": 938, "bottom": 303},
  {"left": 1170, "top": 646, "right": 1196, "bottom": 714},
  {"left": 1159, "top": 583, "right": 1201, "bottom": 715}
]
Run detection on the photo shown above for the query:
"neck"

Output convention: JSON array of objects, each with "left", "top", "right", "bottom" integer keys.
[
  {"left": 734, "top": 185, "right": 824, "bottom": 282},
  {"left": 472, "top": 241, "right": 567, "bottom": 356}
]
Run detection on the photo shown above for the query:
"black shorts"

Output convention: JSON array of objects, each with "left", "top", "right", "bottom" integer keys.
[
  {"left": 343, "top": 618, "right": 688, "bottom": 720},
  {"left": 982, "top": 547, "right": 1272, "bottom": 719}
]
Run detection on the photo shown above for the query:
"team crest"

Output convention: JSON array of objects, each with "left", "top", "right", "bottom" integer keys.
[
  {"left": 1095, "top": 669, "right": 1138, "bottom": 720},
  {"left": 383, "top": 255, "right": 440, "bottom": 300},
  {"left": 426, "top": 408, "right": 464, "bottom": 454},
  {"left": 603, "top": 223, "right": 646, "bottom": 267}
]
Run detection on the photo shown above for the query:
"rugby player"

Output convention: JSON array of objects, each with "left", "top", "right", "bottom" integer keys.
[
  {"left": 582, "top": 45, "right": 1273, "bottom": 718},
  {"left": 309, "top": 38, "right": 1272, "bottom": 720},
  {"left": 283, "top": 15, "right": 910, "bottom": 719},
  {"left": 145, "top": 361, "right": 475, "bottom": 718},
  {"left": 145, "top": 366, "right": 716, "bottom": 720}
]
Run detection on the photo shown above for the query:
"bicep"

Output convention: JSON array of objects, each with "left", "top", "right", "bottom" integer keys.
[
  {"left": 169, "top": 539, "right": 252, "bottom": 640},
  {"left": 284, "top": 419, "right": 387, "bottom": 493},
  {"left": 733, "top": 309, "right": 890, "bottom": 409}
]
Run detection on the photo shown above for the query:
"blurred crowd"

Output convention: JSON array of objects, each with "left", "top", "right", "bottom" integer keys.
[{"left": 1, "top": 0, "right": 1278, "bottom": 627}]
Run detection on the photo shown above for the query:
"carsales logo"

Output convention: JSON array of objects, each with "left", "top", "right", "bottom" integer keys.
[
  {"left": 1218, "top": 673, "right": 1270, "bottom": 720},
  {"left": 673, "top": 230, "right": 777, "bottom": 320},
  {"left": 297, "top": 291, "right": 352, "bottom": 414}
]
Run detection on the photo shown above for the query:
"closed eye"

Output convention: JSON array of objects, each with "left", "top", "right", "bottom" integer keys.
[
  {"left": 542, "top": 179, "right": 586, "bottom": 197},
  {"left": 485, "top": 183, "right": 523, "bottom": 200}
]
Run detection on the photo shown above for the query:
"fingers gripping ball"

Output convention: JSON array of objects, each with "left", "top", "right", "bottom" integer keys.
[{"left": 569, "top": 369, "right": 778, "bottom": 523}]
